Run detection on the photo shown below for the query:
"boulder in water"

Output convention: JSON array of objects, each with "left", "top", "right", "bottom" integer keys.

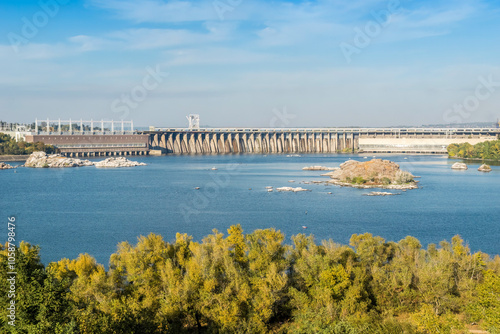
[
  {"left": 478, "top": 164, "right": 492, "bottom": 172},
  {"left": 451, "top": 162, "right": 468, "bottom": 170},
  {"left": 0, "top": 162, "right": 14, "bottom": 170},
  {"left": 276, "top": 186, "right": 311, "bottom": 192},
  {"left": 94, "top": 157, "right": 146, "bottom": 168}
]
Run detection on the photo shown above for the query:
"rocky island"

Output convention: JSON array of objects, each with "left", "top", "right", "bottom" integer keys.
[
  {"left": 24, "top": 152, "right": 94, "bottom": 168},
  {"left": 22, "top": 152, "right": 146, "bottom": 168},
  {"left": 478, "top": 164, "right": 492, "bottom": 172},
  {"left": 363, "top": 191, "right": 400, "bottom": 196},
  {"left": 0, "top": 162, "right": 14, "bottom": 170},
  {"left": 94, "top": 157, "right": 147, "bottom": 168},
  {"left": 302, "top": 166, "right": 336, "bottom": 171},
  {"left": 325, "top": 159, "right": 418, "bottom": 189},
  {"left": 276, "top": 186, "right": 311, "bottom": 192}
]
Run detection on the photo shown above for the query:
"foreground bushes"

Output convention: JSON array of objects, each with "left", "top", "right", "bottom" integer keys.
[{"left": 1, "top": 227, "right": 499, "bottom": 333}]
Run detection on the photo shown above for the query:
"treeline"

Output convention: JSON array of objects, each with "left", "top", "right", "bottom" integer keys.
[
  {"left": 448, "top": 140, "right": 500, "bottom": 160},
  {"left": 0, "top": 133, "right": 56, "bottom": 155},
  {"left": 1, "top": 227, "right": 500, "bottom": 333}
]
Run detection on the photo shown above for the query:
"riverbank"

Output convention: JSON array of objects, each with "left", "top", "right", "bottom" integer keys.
[
  {"left": 0, "top": 155, "right": 29, "bottom": 162},
  {"left": 448, "top": 156, "right": 500, "bottom": 166}
]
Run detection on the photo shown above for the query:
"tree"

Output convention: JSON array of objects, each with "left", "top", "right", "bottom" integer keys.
[
  {"left": 468, "top": 270, "right": 500, "bottom": 333},
  {"left": 0, "top": 242, "right": 76, "bottom": 333}
]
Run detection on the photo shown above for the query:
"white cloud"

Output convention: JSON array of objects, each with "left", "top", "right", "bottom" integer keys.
[{"left": 1, "top": 0, "right": 497, "bottom": 126}]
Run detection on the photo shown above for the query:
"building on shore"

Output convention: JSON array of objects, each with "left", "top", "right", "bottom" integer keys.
[
  {"left": 0, "top": 121, "right": 34, "bottom": 141},
  {"left": 24, "top": 119, "right": 150, "bottom": 157}
]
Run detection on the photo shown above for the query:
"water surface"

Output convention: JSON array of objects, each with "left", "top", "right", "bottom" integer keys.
[{"left": 1, "top": 154, "right": 499, "bottom": 265}]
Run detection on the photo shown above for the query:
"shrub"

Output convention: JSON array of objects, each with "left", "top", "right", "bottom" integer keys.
[
  {"left": 382, "top": 177, "right": 392, "bottom": 185},
  {"left": 352, "top": 176, "right": 366, "bottom": 184}
]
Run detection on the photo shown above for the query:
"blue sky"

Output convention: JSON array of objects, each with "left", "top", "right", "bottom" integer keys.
[{"left": 1, "top": 0, "right": 499, "bottom": 127}]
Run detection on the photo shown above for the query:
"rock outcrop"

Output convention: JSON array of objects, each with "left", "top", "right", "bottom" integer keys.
[
  {"left": 94, "top": 157, "right": 147, "bottom": 168},
  {"left": 302, "top": 166, "right": 336, "bottom": 171},
  {"left": 363, "top": 192, "right": 400, "bottom": 196},
  {"left": 24, "top": 152, "right": 93, "bottom": 168},
  {"left": 276, "top": 186, "right": 311, "bottom": 192},
  {"left": 22, "top": 152, "right": 147, "bottom": 169},
  {"left": 326, "top": 159, "right": 417, "bottom": 189},
  {"left": 478, "top": 164, "right": 492, "bottom": 172},
  {"left": 0, "top": 162, "right": 14, "bottom": 170},
  {"left": 451, "top": 162, "right": 468, "bottom": 170}
]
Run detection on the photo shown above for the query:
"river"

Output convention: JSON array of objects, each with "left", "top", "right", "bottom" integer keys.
[{"left": 1, "top": 153, "right": 499, "bottom": 265}]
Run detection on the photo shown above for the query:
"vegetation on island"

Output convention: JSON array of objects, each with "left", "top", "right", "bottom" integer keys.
[
  {"left": 447, "top": 140, "right": 500, "bottom": 161},
  {"left": 328, "top": 159, "right": 416, "bottom": 188},
  {"left": 1, "top": 226, "right": 499, "bottom": 333},
  {"left": 0, "top": 133, "right": 56, "bottom": 155}
]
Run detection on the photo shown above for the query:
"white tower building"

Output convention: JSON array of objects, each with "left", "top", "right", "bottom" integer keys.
[{"left": 186, "top": 114, "right": 200, "bottom": 130}]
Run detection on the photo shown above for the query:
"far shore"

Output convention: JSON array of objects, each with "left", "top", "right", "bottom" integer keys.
[
  {"left": 0, "top": 155, "right": 29, "bottom": 162},
  {"left": 448, "top": 156, "right": 500, "bottom": 165}
]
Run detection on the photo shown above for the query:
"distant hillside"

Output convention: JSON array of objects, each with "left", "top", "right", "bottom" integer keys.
[{"left": 420, "top": 121, "right": 499, "bottom": 128}]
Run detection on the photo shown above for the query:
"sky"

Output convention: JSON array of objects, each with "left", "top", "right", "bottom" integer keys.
[{"left": 0, "top": 0, "right": 499, "bottom": 128}]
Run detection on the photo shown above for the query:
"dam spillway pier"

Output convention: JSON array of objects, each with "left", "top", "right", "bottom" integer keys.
[
  {"left": 146, "top": 127, "right": 500, "bottom": 155},
  {"left": 147, "top": 128, "right": 358, "bottom": 154}
]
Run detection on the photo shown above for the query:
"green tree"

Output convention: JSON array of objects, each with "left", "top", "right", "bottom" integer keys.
[{"left": 0, "top": 242, "right": 75, "bottom": 333}]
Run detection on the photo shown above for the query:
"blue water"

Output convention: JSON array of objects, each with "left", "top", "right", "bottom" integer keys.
[{"left": 1, "top": 154, "right": 499, "bottom": 265}]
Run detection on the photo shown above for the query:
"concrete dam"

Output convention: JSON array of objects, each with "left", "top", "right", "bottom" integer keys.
[{"left": 146, "top": 128, "right": 500, "bottom": 154}]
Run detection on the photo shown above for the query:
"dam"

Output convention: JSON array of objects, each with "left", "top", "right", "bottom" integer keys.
[
  {"left": 24, "top": 117, "right": 500, "bottom": 156},
  {"left": 146, "top": 127, "right": 500, "bottom": 155}
]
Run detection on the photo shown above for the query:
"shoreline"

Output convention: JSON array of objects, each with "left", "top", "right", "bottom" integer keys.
[
  {"left": 0, "top": 155, "right": 29, "bottom": 162},
  {"left": 326, "top": 179, "right": 418, "bottom": 190},
  {"left": 448, "top": 156, "right": 500, "bottom": 165}
]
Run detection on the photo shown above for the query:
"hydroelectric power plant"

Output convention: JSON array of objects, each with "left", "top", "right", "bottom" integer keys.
[
  {"left": 147, "top": 127, "right": 500, "bottom": 155},
  {"left": 24, "top": 117, "right": 500, "bottom": 156}
]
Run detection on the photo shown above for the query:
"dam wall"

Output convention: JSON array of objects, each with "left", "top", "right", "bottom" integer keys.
[
  {"left": 146, "top": 128, "right": 500, "bottom": 155},
  {"left": 148, "top": 130, "right": 358, "bottom": 154}
]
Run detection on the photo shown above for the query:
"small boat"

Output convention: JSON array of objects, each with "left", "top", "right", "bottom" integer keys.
[{"left": 194, "top": 187, "right": 200, "bottom": 190}]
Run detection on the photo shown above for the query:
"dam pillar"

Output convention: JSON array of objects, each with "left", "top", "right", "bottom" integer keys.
[
  {"left": 227, "top": 133, "right": 234, "bottom": 153},
  {"left": 248, "top": 133, "right": 255, "bottom": 153},
  {"left": 160, "top": 134, "right": 167, "bottom": 151},
  {"left": 257, "top": 133, "right": 263, "bottom": 153},
  {"left": 241, "top": 133, "right": 247, "bottom": 153},
  {"left": 234, "top": 133, "right": 241, "bottom": 153}
]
